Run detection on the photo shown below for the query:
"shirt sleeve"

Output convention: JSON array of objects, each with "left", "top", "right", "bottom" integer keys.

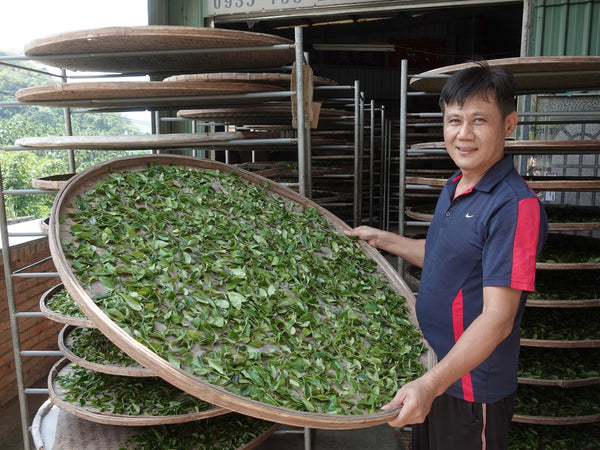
[{"left": 482, "top": 196, "right": 541, "bottom": 292}]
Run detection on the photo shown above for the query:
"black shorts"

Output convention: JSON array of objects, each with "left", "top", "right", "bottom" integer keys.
[{"left": 411, "top": 391, "right": 516, "bottom": 450}]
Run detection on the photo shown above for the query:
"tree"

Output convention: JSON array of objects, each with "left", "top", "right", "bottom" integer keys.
[{"left": 0, "top": 53, "right": 147, "bottom": 218}]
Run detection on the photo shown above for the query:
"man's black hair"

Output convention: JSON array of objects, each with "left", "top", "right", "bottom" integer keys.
[{"left": 439, "top": 61, "right": 517, "bottom": 118}]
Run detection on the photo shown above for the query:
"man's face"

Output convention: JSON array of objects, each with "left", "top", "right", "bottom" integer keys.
[{"left": 443, "top": 93, "right": 518, "bottom": 177}]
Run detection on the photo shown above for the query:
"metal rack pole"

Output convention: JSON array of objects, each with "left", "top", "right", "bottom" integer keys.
[
  {"left": 369, "top": 100, "right": 375, "bottom": 226},
  {"left": 398, "top": 59, "right": 408, "bottom": 274},
  {"left": 353, "top": 81, "right": 362, "bottom": 227},
  {"left": 294, "top": 26, "right": 308, "bottom": 198},
  {"left": 0, "top": 166, "right": 32, "bottom": 450}
]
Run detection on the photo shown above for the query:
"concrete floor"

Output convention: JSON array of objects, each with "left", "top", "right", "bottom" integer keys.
[{"left": 1, "top": 392, "right": 411, "bottom": 450}]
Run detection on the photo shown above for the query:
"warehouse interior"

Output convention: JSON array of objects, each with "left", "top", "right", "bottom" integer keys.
[{"left": 1, "top": 0, "right": 599, "bottom": 448}]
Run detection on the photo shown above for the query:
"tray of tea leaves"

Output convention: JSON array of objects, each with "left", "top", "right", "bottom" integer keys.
[
  {"left": 48, "top": 154, "right": 435, "bottom": 429},
  {"left": 59, "top": 325, "right": 153, "bottom": 377},
  {"left": 49, "top": 359, "right": 226, "bottom": 426},
  {"left": 40, "top": 284, "right": 95, "bottom": 329}
]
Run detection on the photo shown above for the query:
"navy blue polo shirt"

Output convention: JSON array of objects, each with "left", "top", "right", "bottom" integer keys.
[{"left": 415, "top": 154, "right": 548, "bottom": 404}]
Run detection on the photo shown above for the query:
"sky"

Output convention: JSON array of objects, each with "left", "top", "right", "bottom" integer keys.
[{"left": 0, "top": 0, "right": 148, "bottom": 53}]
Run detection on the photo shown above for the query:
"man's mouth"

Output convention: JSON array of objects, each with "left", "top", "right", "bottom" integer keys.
[{"left": 456, "top": 146, "right": 476, "bottom": 154}]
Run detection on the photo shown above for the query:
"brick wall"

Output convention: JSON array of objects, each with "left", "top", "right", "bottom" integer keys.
[{"left": 0, "top": 237, "right": 63, "bottom": 406}]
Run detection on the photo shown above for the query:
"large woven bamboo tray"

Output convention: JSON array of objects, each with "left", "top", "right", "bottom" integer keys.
[
  {"left": 410, "top": 139, "right": 600, "bottom": 155},
  {"left": 518, "top": 376, "right": 600, "bottom": 388},
  {"left": 404, "top": 263, "right": 600, "bottom": 308},
  {"left": 24, "top": 26, "right": 295, "bottom": 73},
  {"left": 32, "top": 399, "right": 278, "bottom": 450},
  {"left": 32, "top": 173, "right": 77, "bottom": 190},
  {"left": 520, "top": 338, "right": 600, "bottom": 349},
  {"left": 15, "top": 81, "right": 283, "bottom": 109},
  {"left": 405, "top": 175, "right": 600, "bottom": 191},
  {"left": 512, "top": 413, "right": 600, "bottom": 425},
  {"left": 59, "top": 325, "right": 154, "bottom": 377},
  {"left": 40, "top": 284, "right": 96, "bottom": 329},
  {"left": 48, "top": 359, "right": 227, "bottom": 426},
  {"left": 48, "top": 154, "right": 435, "bottom": 429},
  {"left": 177, "top": 104, "right": 347, "bottom": 127},
  {"left": 16, "top": 131, "right": 253, "bottom": 150},
  {"left": 405, "top": 204, "right": 600, "bottom": 232},
  {"left": 409, "top": 56, "right": 600, "bottom": 93},
  {"left": 163, "top": 72, "right": 338, "bottom": 87}
]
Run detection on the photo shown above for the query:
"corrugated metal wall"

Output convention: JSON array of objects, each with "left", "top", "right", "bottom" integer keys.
[{"left": 531, "top": 0, "right": 600, "bottom": 55}]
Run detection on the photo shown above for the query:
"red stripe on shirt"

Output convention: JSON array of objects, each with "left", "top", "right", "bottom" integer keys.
[
  {"left": 511, "top": 197, "right": 540, "bottom": 291},
  {"left": 452, "top": 289, "right": 475, "bottom": 402}
]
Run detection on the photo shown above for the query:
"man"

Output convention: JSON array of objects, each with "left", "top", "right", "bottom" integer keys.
[{"left": 345, "top": 61, "right": 547, "bottom": 449}]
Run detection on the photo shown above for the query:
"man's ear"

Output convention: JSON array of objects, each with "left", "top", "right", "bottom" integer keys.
[{"left": 505, "top": 111, "right": 519, "bottom": 137}]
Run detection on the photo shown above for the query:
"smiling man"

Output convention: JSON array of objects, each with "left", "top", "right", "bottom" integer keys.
[{"left": 345, "top": 61, "right": 548, "bottom": 449}]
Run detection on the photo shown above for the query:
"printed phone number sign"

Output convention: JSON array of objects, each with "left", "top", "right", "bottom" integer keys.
[{"left": 207, "top": 0, "right": 379, "bottom": 16}]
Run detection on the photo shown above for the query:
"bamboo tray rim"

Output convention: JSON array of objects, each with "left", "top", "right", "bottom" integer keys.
[
  {"left": 40, "top": 284, "right": 96, "bottom": 329},
  {"left": 404, "top": 268, "right": 600, "bottom": 306},
  {"left": 32, "top": 398, "right": 278, "bottom": 450},
  {"left": 405, "top": 175, "right": 600, "bottom": 191},
  {"left": 520, "top": 338, "right": 600, "bottom": 348},
  {"left": 512, "top": 413, "right": 600, "bottom": 425},
  {"left": 405, "top": 205, "right": 600, "bottom": 230},
  {"left": 411, "top": 139, "right": 600, "bottom": 150},
  {"left": 23, "top": 26, "right": 295, "bottom": 74},
  {"left": 48, "top": 154, "right": 435, "bottom": 430},
  {"left": 48, "top": 358, "right": 227, "bottom": 426},
  {"left": 17, "top": 131, "right": 244, "bottom": 150},
  {"left": 59, "top": 325, "right": 155, "bottom": 377},
  {"left": 517, "top": 376, "right": 600, "bottom": 388},
  {"left": 526, "top": 299, "right": 600, "bottom": 308},
  {"left": 536, "top": 262, "right": 600, "bottom": 270},
  {"left": 32, "top": 173, "right": 77, "bottom": 190}
]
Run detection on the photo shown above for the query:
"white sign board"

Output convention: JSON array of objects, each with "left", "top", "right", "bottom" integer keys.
[{"left": 207, "top": 0, "right": 387, "bottom": 17}]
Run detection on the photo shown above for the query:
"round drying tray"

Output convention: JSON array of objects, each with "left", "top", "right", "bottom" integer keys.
[
  {"left": 164, "top": 72, "right": 338, "bottom": 87},
  {"left": 39, "top": 217, "right": 49, "bottom": 235},
  {"left": 15, "top": 80, "right": 283, "bottom": 109},
  {"left": 410, "top": 139, "right": 600, "bottom": 155},
  {"left": 518, "top": 376, "right": 600, "bottom": 388},
  {"left": 24, "top": 26, "right": 295, "bottom": 73},
  {"left": 405, "top": 205, "right": 434, "bottom": 223},
  {"left": 512, "top": 414, "right": 600, "bottom": 425},
  {"left": 406, "top": 204, "right": 600, "bottom": 231},
  {"left": 526, "top": 299, "right": 600, "bottom": 308},
  {"left": 32, "top": 173, "right": 76, "bottom": 190},
  {"left": 16, "top": 131, "right": 244, "bottom": 150},
  {"left": 59, "top": 325, "right": 154, "bottom": 377},
  {"left": 405, "top": 175, "right": 600, "bottom": 191},
  {"left": 48, "top": 154, "right": 435, "bottom": 430},
  {"left": 40, "top": 284, "right": 96, "bottom": 329},
  {"left": 409, "top": 56, "right": 600, "bottom": 93},
  {"left": 33, "top": 399, "right": 277, "bottom": 450},
  {"left": 520, "top": 338, "right": 600, "bottom": 349},
  {"left": 537, "top": 233, "right": 600, "bottom": 270},
  {"left": 177, "top": 105, "right": 346, "bottom": 126},
  {"left": 49, "top": 359, "right": 226, "bottom": 426}
]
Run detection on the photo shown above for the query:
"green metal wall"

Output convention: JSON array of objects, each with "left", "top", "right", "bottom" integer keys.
[
  {"left": 147, "top": 0, "right": 206, "bottom": 27},
  {"left": 531, "top": 0, "right": 600, "bottom": 55}
]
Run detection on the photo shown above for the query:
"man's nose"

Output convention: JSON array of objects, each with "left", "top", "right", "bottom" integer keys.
[{"left": 457, "top": 122, "right": 474, "bottom": 139}]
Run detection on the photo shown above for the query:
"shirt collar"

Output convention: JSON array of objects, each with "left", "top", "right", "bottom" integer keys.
[{"left": 448, "top": 154, "right": 514, "bottom": 193}]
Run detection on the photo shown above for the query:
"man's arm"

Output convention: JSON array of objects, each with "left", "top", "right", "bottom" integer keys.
[
  {"left": 382, "top": 285, "right": 523, "bottom": 427},
  {"left": 344, "top": 226, "right": 426, "bottom": 268}
]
